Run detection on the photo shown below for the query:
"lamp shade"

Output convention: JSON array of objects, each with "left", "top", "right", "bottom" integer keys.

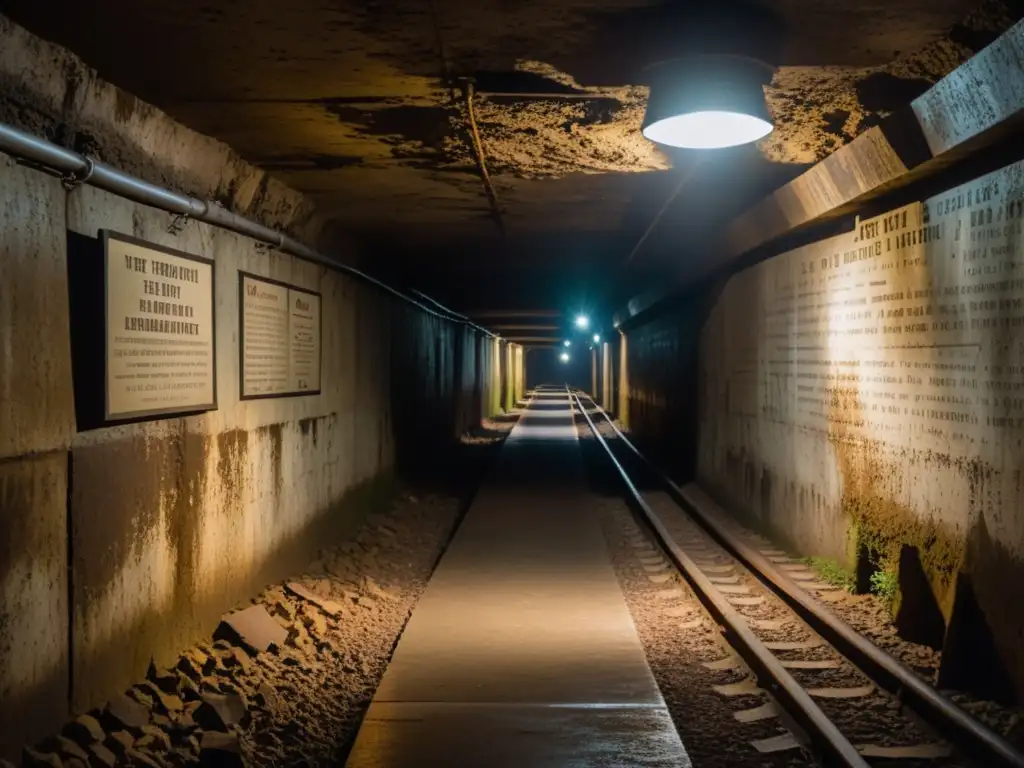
[{"left": 642, "top": 55, "right": 775, "bottom": 149}]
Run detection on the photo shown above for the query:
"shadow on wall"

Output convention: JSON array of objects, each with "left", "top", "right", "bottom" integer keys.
[{"left": 938, "top": 514, "right": 1022, "bottom": 704}]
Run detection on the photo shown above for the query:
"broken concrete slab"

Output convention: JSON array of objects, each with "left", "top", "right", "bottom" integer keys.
[
  {"left": 198, "top": 731, "right": 245, "bottom": 768},
  {"left": 62, "top": 715, "right": 106, "bottom": 747},
  {"left": 217, "top": 605, "right": 287, "bottom": 654},
  {"left": 194, "top": 693, "right": 248, "bottom": 732},
  {"left": 102, "top": 695, "right": 150, "bottom": 731},
  {"left": 285, "top": 582, "right": 346, "bottom": 617}
]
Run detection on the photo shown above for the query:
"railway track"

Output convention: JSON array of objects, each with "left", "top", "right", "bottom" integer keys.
[{"left": 568, "top": 387, "right": 1024, "bottom": 768}]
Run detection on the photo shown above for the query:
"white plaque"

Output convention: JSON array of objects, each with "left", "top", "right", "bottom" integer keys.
[
  {"left": 240, "top": 273, "right": 321, "bottom": 398},
  {"left": 104, "top": 231, "right": 217, "bottom": 420}
]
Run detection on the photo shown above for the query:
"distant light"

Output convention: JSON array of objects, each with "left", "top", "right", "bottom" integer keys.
[
  {"left": 559, "top": 352, "right": 570, "bottom": 363},
  {"left": 574, "top": 315, "right": 590, "bottom": 330},
  {"left": 641, "top": 56, "right": 774, "bottom": 150},
  {"left": 593, "top": 333, "right": 601, "bottom": 344},
  {"left": 563, "top": 339, "right": 571, "bottom": 347}
]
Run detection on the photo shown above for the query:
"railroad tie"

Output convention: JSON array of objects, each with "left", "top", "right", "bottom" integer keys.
[
  {"left": 763, "top": 639, "right": 823, "bottom": 651},
  {"left": 729, "top": 596, "right": 764, "bottom": 606},
  {"left": 703, "top": 656, "right": 741, "bottom": 671},
  {"left": 751, "top": 732, "right": 802, "bottom": 753},
  {"left": 780, "top": 659, "right": 842, "bottom": 670},
  {"left": 734, "top": 701, "right": 781, "bottom": 723},
  {"left": 713, "top": 678, "right": 762, "bottom": 696},
  {"left": 699, "top": 564, "right": 734, "bottom": 574},
  {"left": 807, "top": 685, "right": 874, "bottom": 699}
]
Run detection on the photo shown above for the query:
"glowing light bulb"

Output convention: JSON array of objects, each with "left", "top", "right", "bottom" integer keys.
[
  {"left": 593, "top": 334, "right": 601, "bottom": 344},
  {"left": 642, "top": 111, "right": 772, "bottom": 150},
  {"left": 574, "top": 315, "right": 590, "bottom": 330},
  {"left": 563, "top": 340, "right": 571, "bottom": 347},
  {"left": 559, "top": 352, "right": 570, "bottom": 363}
]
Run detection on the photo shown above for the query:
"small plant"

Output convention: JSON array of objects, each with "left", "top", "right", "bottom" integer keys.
[
  {"left": 803, "top": 556, "right": 854, "bottom": 590},
  {"left": 870, "top": 568, "right": 899, "bottom": 604}
]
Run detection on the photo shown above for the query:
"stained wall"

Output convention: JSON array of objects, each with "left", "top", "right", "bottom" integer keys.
[
  {"left": 0, "top": 16, "right": 494, "bottom": 759},
  {"left": 699, "top": 160, "right": 1024, "bottom": 700}
]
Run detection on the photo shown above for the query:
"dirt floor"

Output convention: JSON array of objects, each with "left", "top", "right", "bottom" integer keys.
[{"left": 16, "top": 417, "right": 517, "bottom": 768}]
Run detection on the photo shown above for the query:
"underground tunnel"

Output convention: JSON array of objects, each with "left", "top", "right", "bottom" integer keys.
[{"left": 2, "top": 0, "right": 1024, "bottom": 766}]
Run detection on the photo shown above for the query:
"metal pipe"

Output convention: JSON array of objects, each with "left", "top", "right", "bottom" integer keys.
[
  {"left": 577, "top": 391, "right": 1024, "bottom": 768},
  {"left": 0, "top": 122, "right": 497, "bottom": 338},
  {"left": 569, "top": 388, "right": 870, "bottom": 768},
  {"left": 462, "top": 81, "right": 507, "bottom": 237}
]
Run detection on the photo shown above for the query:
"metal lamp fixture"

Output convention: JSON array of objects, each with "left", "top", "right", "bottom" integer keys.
[{"left": 641, "top": 55, "right": 775, "bottom": 149}]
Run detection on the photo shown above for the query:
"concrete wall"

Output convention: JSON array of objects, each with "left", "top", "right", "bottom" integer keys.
[
  {"left": 0, "top": 15, "right": 495, "bottom": 758},
  {"left": 697, "top": 160, "right": 1024, "bottom": 701}
]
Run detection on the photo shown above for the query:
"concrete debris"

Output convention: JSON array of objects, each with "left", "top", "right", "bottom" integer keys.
[
  {"left": 103, "top": 695, "right": 151, "bottom": 731},
  {"left": 363, "top": 576, "right": 397, "bottom": 602},
  {"left": 85, "top": 743, "right": 117, "bottom": 768},
  {"left": 62, "top": 715, "right": 106, "bottom": 748},
  {"left": 125, "top": 748, "right": 161, "bottom": 768},
  {"left": 285, "top": 582, "right": 345, "bottom": 617},
  {"left": 104, "top": 732, "right": 134, "bottom": 756},
  {"left": 21, "top": 747, "right": 62, "bottom": 768},
  {"left": 218, "top": 606, "right": 288, "bottom": 653},
  {"left": 55, "top": 738, "right": 90, "bottom": 764},
  {"left": 194, "top": 693, "right": 248, "bottom": 732},
  {"left": 14, "top": 483, "right": 486, "bottom": 768},
  {"left": 198, "top": 732, "right": 245, "bottom": 768}
]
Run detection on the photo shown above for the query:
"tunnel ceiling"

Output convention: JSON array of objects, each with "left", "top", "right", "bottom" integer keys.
[{"left": 5, "top": 0, "right": 1023, "bottom": 317}]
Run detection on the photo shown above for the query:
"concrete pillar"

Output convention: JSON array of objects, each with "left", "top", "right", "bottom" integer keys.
[
  {"left": 591, "top": 347, "right": 598, "bottom": 398},
  {"left": 617, "top": 330, "right": 630, "bottom": 428},
  {"left": 504, "top": 342, "right": 514, "bottom": 412},
  {"left": 515, "top": 345, "right": 525, "bottom": 404},
  {"left": 601, "top": 341, "right": 612, "bottom": 410}
]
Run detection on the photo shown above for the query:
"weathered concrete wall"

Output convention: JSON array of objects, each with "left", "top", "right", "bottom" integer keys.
[
  {"left": 699, "top": 160, "right": 1024, "bottom": 701},
  {"left": 620, "top": 302, "right": 706, "bottom": 479},
  {"left": 0, "top": 15, "right": 495, "bottom": 759}
]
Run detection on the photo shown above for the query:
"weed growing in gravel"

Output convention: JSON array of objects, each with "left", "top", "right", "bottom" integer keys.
[
  {"left": 803, "top": 556, "right": 854, "bottom": 590},
  {"left": 870, "top": 568, "right": 899, "bottom": 605}
]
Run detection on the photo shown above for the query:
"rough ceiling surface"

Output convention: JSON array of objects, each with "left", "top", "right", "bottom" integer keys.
[{"left": 4, "top": 0, "right": 1023, "bottom": 310}]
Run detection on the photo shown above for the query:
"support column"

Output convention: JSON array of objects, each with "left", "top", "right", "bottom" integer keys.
[
  {"left": 601, "top": 341, "right": 612, "bottom": 410},
  {"left": 617, "top": 330, "right": 630, "bottom": 428},
  {"left": 591, "top": 347, "right": 598, "bottom": 398}
]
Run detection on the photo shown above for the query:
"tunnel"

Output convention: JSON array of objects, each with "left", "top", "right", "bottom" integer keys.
[{"left": 3, "top": 1, "right": 1024, "bottom": 766}]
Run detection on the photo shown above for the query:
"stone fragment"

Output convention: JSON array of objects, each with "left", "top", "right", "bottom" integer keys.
[
  {"left": 363, "top": 577, "right": 397, "bottom": 602},
  {"left": 285, "top": 582, "right": 346, "bottom": 617},
  {"left": 104, "top": 694, "right": 151, "bottom": 731},
  {"left": 228, "top": 648, "right": 251, "bottom": 674},
  {"left": 126, "top": 749, "right": 161, "bottom": 768},
  {"left": 356, "top": 595, "right": 376, "bottom": 610},
  {"left": 147, "top": 663, "right": 180, "bottom": 695},
  {"left": 139, "top": 727, "right": 171, "bottom": 751},
  {"left": 57, "top": 737, "right": 91, "bottom": 763},
  {"left": 194, "top": 693, "right": 248, "bottom": 731},
  {"left": 217, "top": 605, "right": 287, "bottom": 653},
  {"left": 63, "top": 715, "right": 107, "bottom": 747},
  {"left": 176, "top": 656, "right": 202, "bottom": 683},
  {"left": 253, "top": 682, "right": 278, "bottom": 710},
  {"left": 22, "top": 749, "right": 62, "bottom": 768},
  {"left": 105, "top": 732, "right": 135, "bottom": 756},
  {"left": 198, "top": 732, "right": 245, "bottom": 768},
  {"left": 300, "top": 605, "right": 328, "bottom": 637},
  {"left": 87, "top": 743, "right": 118, "bottom": 768}
]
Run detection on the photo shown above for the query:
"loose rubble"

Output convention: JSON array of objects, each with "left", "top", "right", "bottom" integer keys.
[{"left": 14, "top": 437, "right": 515, "bottom": 768}]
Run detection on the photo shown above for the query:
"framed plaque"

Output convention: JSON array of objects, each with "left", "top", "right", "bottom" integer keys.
[
  {"left": 103, "top": 231, "right": 217, "bottom": 420},
  {"left": 239, "top": 272, "right": 322, "bottom": 399}
]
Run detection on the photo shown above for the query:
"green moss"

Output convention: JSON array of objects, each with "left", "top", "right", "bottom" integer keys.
[
  {"left": 802, "top": 556, "right": 855, "bottom": 591},
  {"left": 870, "top": 568, "right": 899, "bottom": 606}
]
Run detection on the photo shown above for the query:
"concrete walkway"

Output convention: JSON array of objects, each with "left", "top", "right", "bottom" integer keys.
[{"left": 345, "top": 387, "right": 689, "bottom": 767}]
